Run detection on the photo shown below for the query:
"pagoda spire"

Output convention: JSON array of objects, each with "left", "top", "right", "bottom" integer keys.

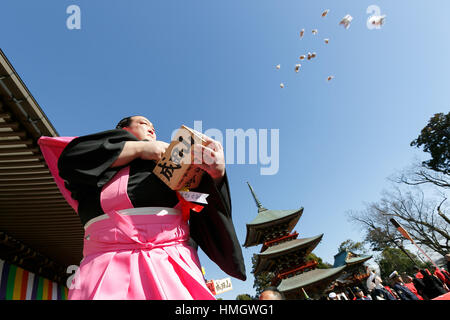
[{"left": 247, "top": 182, "right": 268, "bottom": 213}]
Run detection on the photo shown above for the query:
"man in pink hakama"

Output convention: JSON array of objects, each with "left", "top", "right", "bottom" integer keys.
[{"left": 38, "top": 116, "right": 246, "bottom": 300}]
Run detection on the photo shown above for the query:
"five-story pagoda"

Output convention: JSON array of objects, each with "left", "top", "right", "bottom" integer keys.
[{"left": 245, "top": 183, "right": 346, "bottom": 299}]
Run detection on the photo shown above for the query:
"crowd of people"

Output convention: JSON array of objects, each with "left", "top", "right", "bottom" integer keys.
[
  {"left": 259, "top": 254, "right": 450, "bottom": 300},
  {"left": 326, "top": 255, "right": 450, "bottom": 300}
]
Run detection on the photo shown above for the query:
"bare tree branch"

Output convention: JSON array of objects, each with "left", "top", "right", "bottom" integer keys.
[
  {"left": 348, "top": 186, "right": 450, "bottom": 257},
  {"left": 394, "top": 164, "right": 450, "bottom": 189},
  {"left": 437, "top": 197, "right": 450, "bottom": 225}
]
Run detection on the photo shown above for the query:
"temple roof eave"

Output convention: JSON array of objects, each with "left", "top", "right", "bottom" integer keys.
[
  {"left": 258, "top": 234, "right": 323, "bottom": 257},
  {"left": 247, "top": 208, "right": 304, "bottom": 226},
  {"left": 345, "top": 255, "right": 372, "bottom": 267},
  {"left": 253, "top": 234, "right": 324, "bottom": 274},
  {"left": 243, "top": 208, "right": 304, "bottom": 247},
  {"left": 277, "top": 266, "right": 347, "bottom": 294}
]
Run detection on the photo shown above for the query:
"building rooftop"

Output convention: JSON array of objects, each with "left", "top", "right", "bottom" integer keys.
[
  {"left": 0, "top": 49, "right": 83, "bottom": 284},
  {"left": 244, "top": 183, "right": 303, "bottom": 247},
  {"left": 278, "top": 266, "right": 346, "bottom": 298},
  {"left": 254, "top": 234, "right": 323, "bottom": 274},
  {"left": 333, "top": 250, "right": 372, "bottom": 268}
]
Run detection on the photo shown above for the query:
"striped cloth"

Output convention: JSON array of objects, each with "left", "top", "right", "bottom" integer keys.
[{"left": 0, "top": 259, "right": 68, "bottom": 300}]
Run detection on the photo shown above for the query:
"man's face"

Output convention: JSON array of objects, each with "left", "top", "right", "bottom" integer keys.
[
  {"left": 124, "top": 116, "right": 156, "bottom": 141},
  {"left": 356, "top": 290, "right": 364, "bottom": 298}
]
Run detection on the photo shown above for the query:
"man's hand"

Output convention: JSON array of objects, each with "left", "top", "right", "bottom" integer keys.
[
  {"left": 191, "top": 134, "right": 225, "bottom": 185},
  {"left": 139, "top": 140, "right": 170, "bottom": 162}
]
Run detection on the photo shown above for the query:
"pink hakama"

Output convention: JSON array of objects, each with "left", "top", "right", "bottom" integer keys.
[{"left": 67, "top": 166, "right": 215, "bottom": 300}]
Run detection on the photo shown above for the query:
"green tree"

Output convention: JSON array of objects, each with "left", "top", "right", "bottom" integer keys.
[
  {"left": 251, "top": 255, "right": 274, "bottom": 296},
  {"left": 306, "top": 253, "right": 332, "bottom": 269},
  {"left": 411, "top": 112, "right": 450, "bottom": 175},
  {"left": 338, "top": 239, "right": 367, "bottom": 255},
  {"left": 376, "top": 247, "right": 428, "bottom": 279},
  {"left": 235, "top": 294, "right": 253, "bottom": 300}
]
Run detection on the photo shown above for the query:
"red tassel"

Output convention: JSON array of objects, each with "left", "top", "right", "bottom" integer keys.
[{"left": 176, "top": 191, "right": 204, "bottom": 221}]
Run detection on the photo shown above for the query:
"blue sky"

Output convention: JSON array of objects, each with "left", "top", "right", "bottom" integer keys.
[{"left": 1, "top": 1, "right": 449, "bottom": 299}]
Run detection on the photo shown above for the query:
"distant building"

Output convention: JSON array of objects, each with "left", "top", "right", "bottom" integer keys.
[{"left": 326, "top": 250, "right": 373, "bottom": 299}]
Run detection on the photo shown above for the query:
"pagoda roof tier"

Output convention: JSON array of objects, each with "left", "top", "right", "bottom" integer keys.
[
  {"left": 278, "top": 266, "right": 346, "bottom": 299},
  {"left": 244, "top": 182, "right": 304, "bottom": 247},
  {"left": 253, "top": 234, "right": 323, "bottom": 274},
  {"left": 244, "top": 208, "right": 304, "bottom": 247}
]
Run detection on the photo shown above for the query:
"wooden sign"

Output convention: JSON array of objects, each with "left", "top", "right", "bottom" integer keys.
[
  {"left": 206, "top": 278, "right": 233, "bottom": 296},
  {"left": 153, "top": 125, "right": 207, "bottom": 190}
]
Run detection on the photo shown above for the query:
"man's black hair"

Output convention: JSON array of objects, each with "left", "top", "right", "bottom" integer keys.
[{"left": 116, "top": 116, "right": 138, "bottom": 129}]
